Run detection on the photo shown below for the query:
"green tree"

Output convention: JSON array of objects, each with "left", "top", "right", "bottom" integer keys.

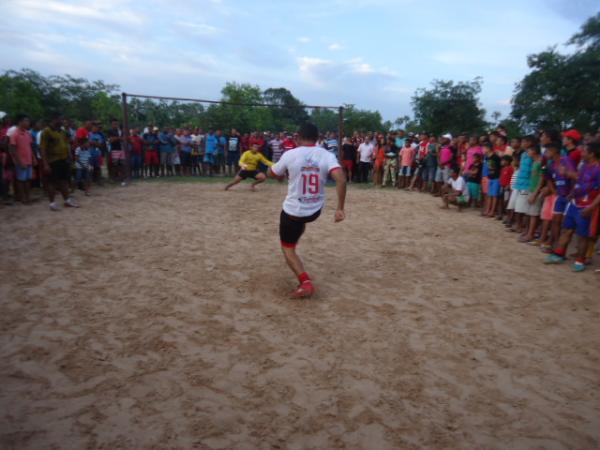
[
  {"left": 411, "top": 78, "right": 487, "bottom": 135},
  {"left": 262, "top": 87, "right": 308, "bottom": 131},
  {"left": 511, "top": 13, "right": 600, "bottom": 131}
]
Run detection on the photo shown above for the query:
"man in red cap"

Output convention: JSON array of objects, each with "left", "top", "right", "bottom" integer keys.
[{"left": 563, "top": 129, "right": 583, "bottom": 168}]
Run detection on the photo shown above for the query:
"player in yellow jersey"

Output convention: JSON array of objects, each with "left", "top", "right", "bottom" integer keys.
[{"left": 224, "top": 143, "right": 274, "bottom": 191}]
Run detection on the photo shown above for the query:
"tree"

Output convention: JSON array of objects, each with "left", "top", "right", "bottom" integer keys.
[
  {"left": 310, "top": 108, "right": 338, "bottom": 133},
  {"left": 343, "top": 104, "right": 385, "bottom": 134},
  {"left": 411, "top": 78, "right": 487, "bottom": 135},
  {"left": 511, "top": 13, "right": 600, "bottom": 131},
  {"left": 262, "top": 87, "right": 308, "bottom": 131}
]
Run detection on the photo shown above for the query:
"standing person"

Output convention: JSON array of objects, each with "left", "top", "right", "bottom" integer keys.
[
  {"left": 434, "top": 134, "right": 453, "bottom": 195},
  {"left": 282, "top": 134, "right": 297, "bottom": 155},
  {"left": 521, "top": 146, "right": 544, "bottom": 242},
  {"left": 511, "top": 135, "right": 536, "bottom": 234},
  {"left": 483, "top": 142, "right": 501, "bottom": 217},
  {"left": 143, "top": 127, "right": 160, "bottom": 178},
  {"left": 498, "top": 155, "right": 514, "bottom": 220},
  {"left": 74, "top": 138, "right": 92, "bottom": 196},
  {"left": 215, "top": 129, "right": 227, "bottom": 175},
  {"left": 178, "top": 129, "right": 193, "bottom": 176},
  {"left": 423, "top": 136, "right": 438, "bottom": 193},
  {"left": 204, "top": 129, "right": 218, "bottom": 176},
  {"left": 108, "top": 119, "right": 126, "bottom": 185},
  {"left": 398, "top": 138, "right": 416, "bottom": 189},
  {"left": 382, "top": 136, "right": 398, "bottom": 188},
  {"left": 357, "top": 136, "right": 374, "bottom": 183},
  {"left": 129, "top": 128, "right": 144, "bottom": 179},
  {"left": 465, "top": 153, "right": 483, "bottom": 208},
  {"left": 8, "top": 114, "right": 35, "bottom": 204},
  {"left": 326, "top": 132, "right": 338, "bottom": 158},
  {"left": 545, "top": 142, "right": 600, "bottom": 272},
  {"left": 267, "top": 123, "right": 346, "bottom": 298},
  {"left": 562, "top": 129, "right": 583, "bottom": 168},
  {"left": 341, "top": 137, "right": 357, "bottom": 183},
  {"left": 269, "top": 132, "right": 284, "bottom": 163},
  {"left": 226, "top": 129, "right": 242, "bottom": 177},
  {"left": 224, "top": 143, "right": 273, "bottom": 191},
  {"left": 40, "top": 115, "right": 79, "bottom": 211},
  {"left": 372, "top": 135, "right": 385, "bottom": 187}
]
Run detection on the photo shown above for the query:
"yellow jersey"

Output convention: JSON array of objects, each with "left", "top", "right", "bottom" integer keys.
[{"left": 239, "top": 150, "right": 273, "bottom": 171}]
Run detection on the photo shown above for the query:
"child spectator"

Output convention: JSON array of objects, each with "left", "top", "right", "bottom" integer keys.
[
  {"left": 512, "top": 135, "right": 536, "bottom": 234},
  {"left": 498, "top": 155, "right": 514, "bottom": 220},
  {"left": 130, "top": 128, "right": 144, "bottom": 179},
  {"left": 434, "top": 134, "right": 453, "bottom": 194},
  {"left": 521, "top": 145, "right": 544, "bottom": 243},
  {"left": 382, "top": 137, "right": 398, "bottom": 187},
  {"left": 466, "top": 153, "right": 483, "bottom": 208},
  {"left": 8, "top": 114, "right": 35, "bottom": 204},
  {"left": 75, "top": 138, "right": 92, "bottom": 196},
  {"left": 441, "top": 166, "right": 469, "bottom": 211},
  {"left": 483, "top": 142, "right": 501, "bottom": 217},
  {"left": 505, "top": 157, "right": 520, "bottom": 228},
  {"left": 399, "top": 138, "right": 416, "bottom": 189}
]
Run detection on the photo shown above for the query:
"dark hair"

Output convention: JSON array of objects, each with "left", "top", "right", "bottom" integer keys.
[
  {"left": 545, "top": 142, "right": 561, "bottom": 153},
  {"left": 529, "top": 145, "right": 541, "bottom": 154},
  {"left": 450, "top": 165, "right": 460, "bottom": 174},
  {"left": 496, "top": 135, "right": 507, "bottom": 144},
  {"left": 482, "top": 142, "right": 493, "bottom": 150},
  {"left": 541, "top": 129, "right": 561, "bottom": 143},
  {"left": 15, "top": 113, "right": 29, "bottom": 124},
  {"left": 502, "top": 155, "right": 513, "bottom": 163},
  {"left": 298, "top": 122, "right": 319, "bottom": 142},
  {"left": 473, "top": 152, "right": 482, "bottom": 159},
  {"left": 523, "top": 134, "right": 538, "bottom": 145},
  {"left": 587, "top": 142, "right": 600, "bottom": 159}
]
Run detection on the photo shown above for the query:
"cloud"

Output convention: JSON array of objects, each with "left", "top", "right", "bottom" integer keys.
[
  {"left": 328, "top": 43, "right": 343, "bottom": 51},
  {"left": 176, "top": 21, "right": 222, "bottom": 37},
  {"left": 298, "top": 37, "right": 311, "bottom": 43},
  {"left": 497, "top": 98, "right": 511, "bottom": 106}
]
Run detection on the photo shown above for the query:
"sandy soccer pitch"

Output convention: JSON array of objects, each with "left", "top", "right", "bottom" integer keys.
[{"left": 1, "top": 179, "right": 599, "bottom": 450}]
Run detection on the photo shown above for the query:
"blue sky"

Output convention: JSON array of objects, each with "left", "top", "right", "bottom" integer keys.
[{"left": 1, "top": 0, "right": 598, "bottom": 121}]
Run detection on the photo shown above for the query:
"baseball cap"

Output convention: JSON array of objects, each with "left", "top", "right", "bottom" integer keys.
[
  {"left": 563, "top": 129, "right": 582, "bottom": 142},
  {"left": 442, "top": 133, "right": 453, "bottom": 140}
]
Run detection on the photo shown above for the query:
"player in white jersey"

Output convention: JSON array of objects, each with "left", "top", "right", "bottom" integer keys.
[{"left": 268, "top": 123, "right": 347, "bottom": 298}]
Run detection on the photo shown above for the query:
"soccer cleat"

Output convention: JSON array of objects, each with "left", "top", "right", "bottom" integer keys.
[
  {"left": 544, "top": 254, "right": 565, "bottom": 265},
  {"left": 571, "top": 262, "right": 586, "bottom": 273},
  {"left": 64, "top": 197, "right": 80, "bottom": 208},
  {"left": 290, "top": 281, "right": 315, "bottom": 299}
]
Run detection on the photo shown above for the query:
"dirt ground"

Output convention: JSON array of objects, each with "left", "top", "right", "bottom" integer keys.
[{"left": 1, "top": 180, "right": 599, "bottom": 450}]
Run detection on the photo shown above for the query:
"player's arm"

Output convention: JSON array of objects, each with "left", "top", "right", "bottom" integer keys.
[
  {"left": 330, "top": 167, "right": 346, "bottom": 222},
  {"left": 259, "top": 153, "right": 274, "bottom": 167},
  {"left": 267, "top": 153, "right": 286, "bottom": 180},
  {"left": 238, "top": 151, "right": 250, "bottom": 170}
]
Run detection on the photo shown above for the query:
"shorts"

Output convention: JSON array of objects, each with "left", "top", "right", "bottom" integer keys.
[
  {"left": 145, "top": 150, "right": 159, "bottom": 166},
  {"left": 342, "top": 160, "right": 355, "bottom": 172},
  {"left": 238, "top": 170, "right": 259, "bottom": 180},
  {"left": 527, "top": 193, "right": 543, "bottom": 217},
  {"left": 49, "top": 159, "right": 71, "bottom": 183},
  {"left": 180, "top": 152, "right": 192, "bottom": 167},
  {"left": 400, "top": 166, "right": 412, "bottom": 177},
  {"left": 514, "top": 190, "right": 530, "bottom": 214},
  {"left": 422, "top": 166, "right": 436, "bottom": 182},
  {"left": 553, "top": 196, "right": 569, "bottom": 216},
  {"left": 204, "top": 153, "right": 216, "bottom": 165},
  {"left": 280, "top": 209, "right": 321, "bottom": 248},
  {"left": 481, "top": 176, "right": 489, "bottom": 195},
  {"left": 507, "top": 189, "right": 518, "bottom": 210},
  {"left": 457, "top": 195, "right": 469, "bottom": 204},
  {"left": 503, "top": 188, "right": 511, "bottom": 203},
  {"left": 541, "top": 194, "right": 557, "bottom": 221},
  {"left": 76, "top": 167, "right": 91, "bottom": 182},
  {"left": 487, "top": 178, "right": 501, "bottom": 197},
  {"left": 563, "top": 202, "right": 593, "bottom": 237},
  {"left": 227, "top": 152, "right": 240, "bottom": 167},
  {"left": 435, "top": 167, "right": 450, "bottom": 183},
  {"left": 131, "top": 154, "right": 142, "bottom": 169},
  {"left": 160, "top": 152, "right": 171, "bottom": 165},
  {"left": 215, "top": 153, "right": 225, "bottom": 166},
  {"left": 467, "top": 182, "right": 481, "bottom": 201},
  {"left": 15, "top": 165, "right": 33, "bottom": 181}
]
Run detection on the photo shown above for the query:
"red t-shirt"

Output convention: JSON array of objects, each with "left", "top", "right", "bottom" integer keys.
[
  {"left": 75, "top": 127, "right": 89, "bottom": 141},
  {"left": 130, "top": 135, "right": 143, "bottom": 155},
  {"left": 568, "top": 147, "right": 583, "bottom": 168},
  {"left": 500, "top": 165, "right": 514, "bottom": 188},
  {"left": 282, "top": 138, "right": 297, "bottom": 151}
]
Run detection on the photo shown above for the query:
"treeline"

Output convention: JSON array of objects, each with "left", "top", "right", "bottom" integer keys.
[{"left": 1, "top": 13, "right": 598, "bottom": 136}]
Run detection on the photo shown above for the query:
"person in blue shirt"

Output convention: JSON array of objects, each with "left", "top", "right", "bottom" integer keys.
[
  {"left": 89, "top": 123, "right": 105, "bottom": 184},
  {"left": 511, "top": 135, "right": 536, "bottom": 234},
  {"left": 204, "top": 130, "right": 218, "bottom": 176},
  {"left": 215, "top": 129, "right": 227, "bottom": 175},
  {"left": 158, "top": 128, "right": 176, "bottom": 176}
]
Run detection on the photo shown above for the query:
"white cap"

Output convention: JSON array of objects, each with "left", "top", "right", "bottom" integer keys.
[{"left": 442, "top": 133, "right": 453, "bottom": 140}]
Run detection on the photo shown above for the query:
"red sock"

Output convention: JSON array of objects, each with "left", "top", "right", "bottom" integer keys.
[
  {"left": 554, "top": 248, "right": 566, "bottom": 257},
  {"left": 298, "top": 272, "right": 310, "bottom": 283}
]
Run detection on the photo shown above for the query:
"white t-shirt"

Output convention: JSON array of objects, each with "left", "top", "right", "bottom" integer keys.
[
  {"left": 358, "top": 142, "right": 374, "bottom": 163},
  {"left": 271, "top": 145, "right": 341, "bottom": 217},
  {"left": 448, "top": 176, "right": 469, "bottom": 197}
]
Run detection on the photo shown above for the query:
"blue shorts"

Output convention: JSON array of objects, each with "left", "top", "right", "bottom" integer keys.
[
  {"left": 553, "top": 196, "right": 569, "bottom": 215},
  {"left": 487, "top": 178, "right": 501, "bottom": 197},
  {"left": 400, "top": 166, "right": 412, "bottom": 177},
  {"left": 204, "top": 153, "right": 215, "bottom": 165},
  {"left": 563, "top": 202, "right": 592, "bottom": 237},
  {"left": 16, "top": 165, "right": 33, "bottom": 181},
  {"left": 76, "top": 168, "right": 91, "bottom": 182},
  {"left": 227, "top": 151, "right": 240, "bottom": 166}
]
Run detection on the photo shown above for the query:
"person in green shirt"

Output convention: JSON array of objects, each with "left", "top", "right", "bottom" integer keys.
[
  {"left": 40, "top": 115, "right": 79, "bottom": 211},
  {"left": 522, "top": 145, "right": 543, "bottom": 242}
]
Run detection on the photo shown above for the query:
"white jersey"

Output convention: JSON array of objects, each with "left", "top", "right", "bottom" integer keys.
[{"left": 271, "top": 145, "right": 341, "bottom": 217}]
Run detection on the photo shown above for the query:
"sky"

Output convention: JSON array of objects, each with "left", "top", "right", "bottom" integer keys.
[{"left": 0, "top": 0, "right": 598, "bottom": 122}]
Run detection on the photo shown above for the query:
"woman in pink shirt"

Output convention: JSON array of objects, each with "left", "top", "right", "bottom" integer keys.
[
  {"left": 399, "top": 139, "right": 416, "bottom": 189},
  {"left": 465, "top": 136, "right": 483, "bottom": 172}
]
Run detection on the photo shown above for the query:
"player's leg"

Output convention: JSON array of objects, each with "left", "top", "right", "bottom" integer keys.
[
  {"left": 250, "top": 172, "right": 266, "bottom": 191},
  {"left": 225, "top": 174, "right": 244, "bottom": 190}
]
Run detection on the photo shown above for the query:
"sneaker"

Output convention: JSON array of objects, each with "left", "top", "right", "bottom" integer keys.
[
  {"left": 290, "top": 281, "right": 315, "bottom": 299},
  {"left": 49, "top": 202, "right": 60, "bottom": 211},
  {"left": 64, "top": 197, "right": 80, "bottom": 208},
  {"left": 544, "top": 254, "right": 565, "bottom": 265},
  {"left": 121, "top": 181, "right": 127, "bottom": 187},
  {"left": 571, "top": 262, "right": 586, "bottom": 273}
]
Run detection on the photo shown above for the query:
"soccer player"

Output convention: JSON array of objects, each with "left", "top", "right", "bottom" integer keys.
[
  {"left": 224, "top": 144, "right": 273, "bottom": 191},
  {"left": 267, "top": 123, "right": 347, "bottom": 298}
]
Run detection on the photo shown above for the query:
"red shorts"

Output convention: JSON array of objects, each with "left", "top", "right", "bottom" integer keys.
[
  {"left": 145, "top": 150, "right": 159, "bottom": 166},
  {"left": 342, "top": 160, "right": 354, "bottom": 171}
]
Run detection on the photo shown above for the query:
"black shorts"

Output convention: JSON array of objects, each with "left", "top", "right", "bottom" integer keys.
[
  {"left": 49, "top": 159, "right": 71, "bottom": 183},
  {"left": 239, "top": 170, "right": 259, "bottom": 180},
  {"left": 279, "top": 209, "right": 321, "bottom": 248}
]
